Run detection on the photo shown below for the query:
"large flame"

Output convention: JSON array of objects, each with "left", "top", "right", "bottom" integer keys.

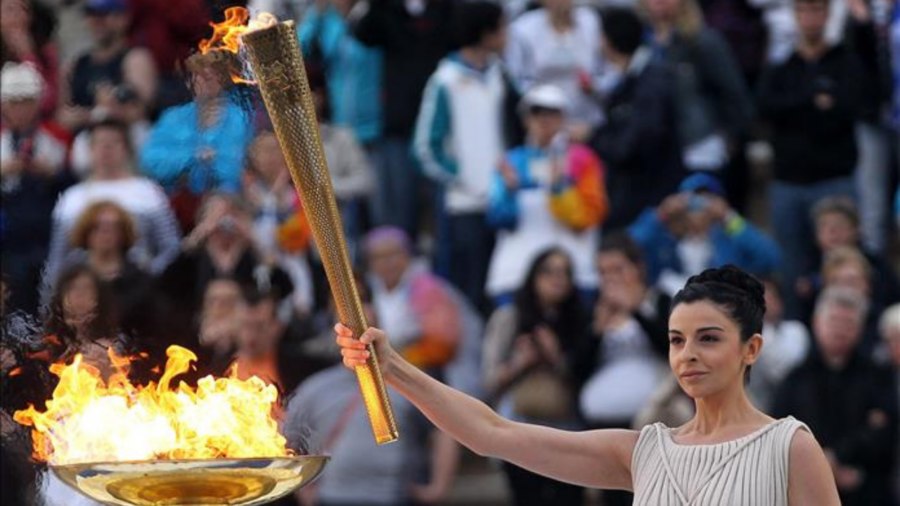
[
  {"left": 199, "top": 7, "right": 277, "bottom": 56},
  {"left": 13, "top": 346, "right": 291, "bottom": 466}
]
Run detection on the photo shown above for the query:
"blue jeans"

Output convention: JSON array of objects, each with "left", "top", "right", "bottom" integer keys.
[
  {"left": 769, "top": 176, "right": 856, "bottom": 319},
  {"left": 368, "top": 136, "right": 419, "bottom": 239}
]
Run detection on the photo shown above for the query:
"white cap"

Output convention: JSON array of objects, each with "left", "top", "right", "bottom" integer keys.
[
  {"left": 518, "top": 84, "right": 569, "bottom": 116},
  {"left": 1, "top": 62, "right": 44, "bottom": 101}
]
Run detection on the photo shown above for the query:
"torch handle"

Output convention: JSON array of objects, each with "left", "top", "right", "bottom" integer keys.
[{"left": 243, "top": 22, "right": 398, "bottom": 445}]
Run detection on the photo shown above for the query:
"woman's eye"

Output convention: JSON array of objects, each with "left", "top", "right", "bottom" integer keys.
[
  {"left": 700, "top": 334, "right": 719, "bottom": 342},
  {"left": 668, "top": 337, "right": 683, "bottom": 345}
]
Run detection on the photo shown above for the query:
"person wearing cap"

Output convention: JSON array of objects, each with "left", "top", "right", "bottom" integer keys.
[
  {"left": 486, "top": 84, "right": 608, "bottom": 304},
  {"left": 412, "top": 1, "right": 510, "bottom": 314},
  {"left": 628, "top": 173, "right": 781, "bottom": 295},
  {"left": 589, "top": 7, "right": 684, "bottom": 230},
  {"left": 0, "top": 0, "right": 60, "bottom": 118},
  {"left": 57, "top": 0, "right": 157, "bottom": 134},
  {"left": 0, "top": 61, "right": 71, "bottom": 315}
]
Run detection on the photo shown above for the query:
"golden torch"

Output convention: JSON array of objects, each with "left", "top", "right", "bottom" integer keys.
[{"left": 241, "top": 22, "right": 399, "bottom": 445}]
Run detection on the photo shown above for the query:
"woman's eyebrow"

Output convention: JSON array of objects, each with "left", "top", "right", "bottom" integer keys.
[{"left": 697, "top": 326, "right": 725, "bottom": 333}]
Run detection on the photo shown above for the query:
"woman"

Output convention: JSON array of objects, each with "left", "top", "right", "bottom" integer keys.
[
  {"left": 44, "top": 264, "right": 125, "bottom": 375},
  {"left": 483, "top": 248, "right": 586, "bottom": 505},
  {"left": 336, "top": 265, "right": 840, "bottom": 505},
  {"left": 63, "top": 200, "right": 158, "bottom": 341},
  {"left": 140, "top": 55, "right": 254, "bottom": 230}
]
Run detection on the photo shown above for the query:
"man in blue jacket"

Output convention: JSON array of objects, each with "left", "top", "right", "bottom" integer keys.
[{"left": 628, "top": 173, "right": 781, "bottom": 295}]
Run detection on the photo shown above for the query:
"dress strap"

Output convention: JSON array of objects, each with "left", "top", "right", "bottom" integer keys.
[{"left": 654, "top": 424, "right": 690, "bottom": 506}]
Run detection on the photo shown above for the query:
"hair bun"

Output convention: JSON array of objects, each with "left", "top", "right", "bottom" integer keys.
[{"left": 686, "top": 265, "right": 766, "bottom": 312}]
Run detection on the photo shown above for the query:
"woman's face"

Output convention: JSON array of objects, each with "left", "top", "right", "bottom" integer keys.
[
  {"left": 88, "top": 208, "right": 126, "bottom": 254},
  {"left": 63, "top": 274, "right": 99, "bottom": 327},
  {"left": 535, "top": 253, "right": 573, "bottom": 306},
  {"left": 668, "top": 301, "right": 758, "bottom": 399}
]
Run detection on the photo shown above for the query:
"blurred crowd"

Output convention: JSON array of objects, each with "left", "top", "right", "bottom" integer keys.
[{"left": 1, "top": 0, "right": 899, "bottom": 505}]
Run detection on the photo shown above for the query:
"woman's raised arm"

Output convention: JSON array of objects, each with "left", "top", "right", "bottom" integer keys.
[{"left": 336, "top": 325, "right": 638, "bottom": 490}]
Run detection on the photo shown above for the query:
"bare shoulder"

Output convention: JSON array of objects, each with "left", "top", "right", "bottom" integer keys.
[{"left": 788, "top": 428, "right": 840, "bottom": 506}]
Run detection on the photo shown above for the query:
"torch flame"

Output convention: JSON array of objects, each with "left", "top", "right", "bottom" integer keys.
[
  {"left": 198, "top": 7, "right": 277, "bottom": 56},
  {"left": 195, "top": 7, "right": 277, "bottom": 85},
  {"left": 13, "top": 346, "right": 292, "bottom": 466}
]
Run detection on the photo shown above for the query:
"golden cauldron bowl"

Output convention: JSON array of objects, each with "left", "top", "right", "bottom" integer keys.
[{"left": 51, "top": 456, "right": 328, "bottom": 506}]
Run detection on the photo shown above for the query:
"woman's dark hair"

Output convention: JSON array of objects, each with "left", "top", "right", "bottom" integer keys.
[
  {"left": 451, "top": 1, "right": 505, "bottom": 49},
  {"left": 44, "top": 263, "right": 118, "bottom": 348},
  {"left": 671, "top": 265, "right": 765, "bottom": 381},
  {"left": 600, "top": 7, "right": 644, "bottom": 55},
  {"left": 515, "top": 248, "right": 584, "bottom": 347}
]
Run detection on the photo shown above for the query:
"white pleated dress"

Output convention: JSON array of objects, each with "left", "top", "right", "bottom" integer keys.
[{"left": 631, "top": 417, "right": 808, "bottom": 506}]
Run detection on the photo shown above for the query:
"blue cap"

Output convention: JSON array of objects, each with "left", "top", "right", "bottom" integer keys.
[
  {"left": 84, "top": 0, "right": 128, "bottom": 14},
  {"left": 679, "top": 173, "right": 725, "bottom": 197}
]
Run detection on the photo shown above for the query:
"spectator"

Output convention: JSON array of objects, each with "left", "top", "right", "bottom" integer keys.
[
  {"left": 482, "top": 248, "right": 586, "bottom": 506},
  {"left": 232, "top": 287, "right": 305, "bottom": 395},
  {"left": 643, "top": 0, "right": 755, "bottom": 206},
  {"left": 127, "top": 0, "right": 210, "bottom": 109},
  {"left": 628, "top": 173, "right": 781, "bottom": 295},
  {"left": 590, "top": 7, "right": 684, "bottom": 229},
  {"left": 486, "top": 85, "right": 608, "bottom": 303},
  {"left": 298, "top": 0, "right": 383, "bottom": 146},
  {"left": 879, "top": 303, "right": 900, "bottom": 505},
  {"left": 62, "top": 201, "right": 159, "bottom": 343},
  {"left": 195, "top": 278, "right": 244, "bottom": 378},
  {"left": 363, "top": 227, "right": 462, "bottom": 371},
  {"left": 772, "top": 287, "right": 898, "bottom": 506},
  {"left": 575, "top": 233, "right": 670, "bottom": 429},
  {"left": 44, "top": 119, "right": 181, "bottom": 299},
  {"left": 158, "top": 193, "right": 293, "bottom": 345},
  {"left": 413, "top": 0, "right": 507, "bottom": 313},
  {"left": 43, "top": 263, "right": 125, "bottom": 376},
  {"left": 757, "top": 0, "right": 863, "bottom": 318},
  {"left": 140, "top": 54, "right": 254, "bottom": 229},
  {"left": 1, "top": 62, "right": 71, "bottom": 315},
  {"left": 746, "top": 278, "right": 810, "bottom": 411},
  {"left": 243, "top": 131, "right": 315, "bottom": 318},
  {"left": 1, "top": 0, "right": 59, "bottom": 117},
  {"left": 349, "top": 0, "right": 455, "bottom": 237},
  {"left": 801, "top": 197, "right": 900, "bottom": 328},
  {"left": 57, "top": 0, "right": 157, "bottom": 134},
  {"left": 843, "top": 0, "right": 896, "bottom": 255},
  {"left": 573, "top": 233, "right": 669, "bottom": 506},
  {"left": 505, "top": 0, "right": 606, "bottom": 138},
  {"left": 809, "top": 246, "right": 891, "bottom": 358}
]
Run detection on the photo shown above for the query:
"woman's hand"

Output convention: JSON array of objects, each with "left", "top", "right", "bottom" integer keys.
[{"left": 335, "top": 324, "right": 397, "bottom": 379}]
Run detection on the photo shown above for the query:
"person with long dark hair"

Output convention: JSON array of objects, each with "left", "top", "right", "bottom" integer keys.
[
  {"left": 336, "top": 265, "right": 841, "bottom": 505},
  {"left": 482, "top": 247, "right": 586, "bottom": 506}
]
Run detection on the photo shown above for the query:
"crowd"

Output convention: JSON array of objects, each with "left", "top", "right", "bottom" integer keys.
[{"left": 1, "top": 0, "right": 899, "bottom": 505}]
